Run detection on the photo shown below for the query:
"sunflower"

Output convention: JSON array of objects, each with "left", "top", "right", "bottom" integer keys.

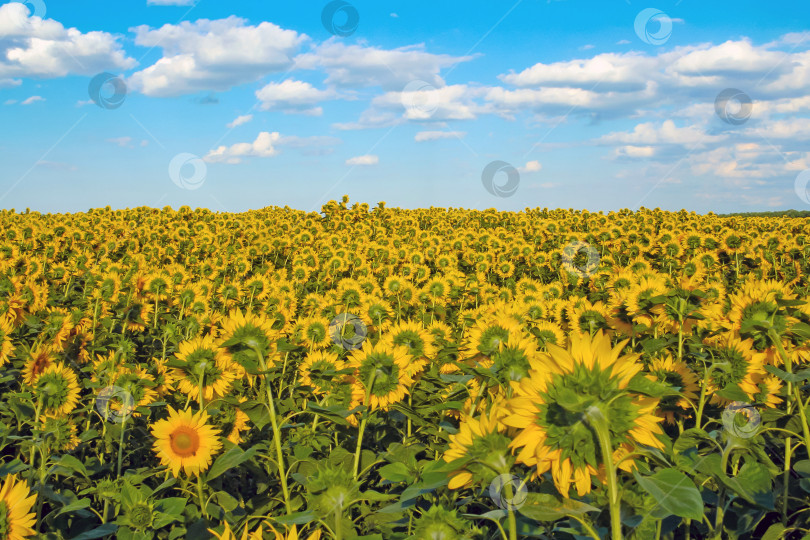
[
  {"left": 347, "top": 341, "right": 413, "bottom": 411},
  {"left": 443, "top": 406, "right": 512, "bottom": 489},
  {"left": 382, "top": 320, "right": 437, "bottom": 361},
  {"left": 219, "top": 310, "right": 280, "bottom": 370},
  {"left": 0, "top": 475, "right": 37, "bottom": 540},
  {"left": 40, "top": 415, "right": 80, "bottom": 452},
  {"left": 21, "top": 347, "right": 54, "bottom": 386},
  {"left": 297, "top": 317, "right": 332, "bottom": 350},
  {"left": 502, "top": 331, "right": 665, "bottom": 497},
  {"left": 532, "top": 321, "right": 566, "bottom": 350},
  {"left": 208, "top": 521, "right": 263, "bottom": 540},
  {"left": 752, "top": 375, "right": 783, "bottom": 409},
  {"left": 172, "top": 336, "right": 237, "bottom": 403},
  {"left": 461, "top": 318, "right": 525, "bottom": 360},
  {"left": 267, "top": 524, "right": 322, "bottom": 540},
  {"left": 646, "top": 355, "right": 699, "bottom": 424},
  {"left": 32, "top": 364, "right": 81, "bottom": 417},
  {"left": 299, "top": 350, "right": 347, "bottom": 396},
  {"left": 703, "top": 335, "right": 766, "bottom": 405},
  {"left": 151, "top": 407, "right": 222, "bottom": 477},
  {"left": 0, "top": 317, "right": 12, "bottom": 368}
]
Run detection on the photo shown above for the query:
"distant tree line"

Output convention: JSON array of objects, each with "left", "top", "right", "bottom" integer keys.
[{"left": 717, "top": 209, "right": 810, "bottom": 218}]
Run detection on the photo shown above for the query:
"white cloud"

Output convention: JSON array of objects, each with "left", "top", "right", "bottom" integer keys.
[
  {"left": 614, "top": 145, "right": 656, "bottom": 158},
  {"left": 255, "top": 80, "right": 333, "bottom": 115},
  {"left": 414, "top": 130, "right": 465, "bottom": 142},
  {"left": 346, "top": 154, "right": 378, "bottom": 166},
  {"left": 295, "top": 41, "right": 473, "bottom": 91},
  {"left": 599, "top": 120, "right": 726, "bottom": 147},
  {"left": 204, "top": 131, "right": 281, "bottom": 164},
  {"left": 128, "top": 16, "right": 306, "bottom": 97},
  {"left": 519, "top": 160, "right": 542, "bottom": 173},
  {"left": 21, "top": 95, "right": 44, "bottom": 105},
  {"left": 0, "top": 3, "right": 134, "bottom": 80},
  {"left": 227, "top": 114, "right": 253, "bottom": 128}
]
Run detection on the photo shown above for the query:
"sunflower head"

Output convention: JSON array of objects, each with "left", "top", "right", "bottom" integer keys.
[
  {"left": 0, "top": 474, "right": 36, "bottom": 540},
  {"left": 305, "top": 461, "right": 360, "bottom": 516},
  {"left": 443, "top": 407, "right": 513, "bottom": 489},
  {"left": 219, "top": 310, "right": 279, "bottom": 369},
  {"left": 503, "top": 332, "right": 665, "bottom": 497},
  {"left": 33, "top": 364, "right": 81, "bottom": 417},
  {"left": 348, "top": 341, "right": 413, "bottom": 410},
  {"left": 411, "top": 505, "right": 477, "bottom": 540},
  {"left": 151, "top": 407, "right": 223, "bottom": 477}
]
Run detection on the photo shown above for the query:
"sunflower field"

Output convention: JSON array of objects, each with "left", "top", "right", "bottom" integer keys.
[{"left": 1, "top": 197, "right": 810, "bottom": 540}]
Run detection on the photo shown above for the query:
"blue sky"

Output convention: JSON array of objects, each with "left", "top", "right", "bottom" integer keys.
[{"left": 1, "top": 0, "right": 810, "bottom": 213}]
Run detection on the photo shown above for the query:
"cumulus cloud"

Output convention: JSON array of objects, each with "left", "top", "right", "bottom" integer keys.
[
  {"left": 21, "top": 95, "right": 43, "bottom": 105},
  {"left": 255, "top": 80, "right": 333, "bottom": 115},
  {"left": 295, "top": 41, "right": 474, "bottom": 91},
  {"left": 128, "top": 16, "right": 306, "bottom": 97},
  {"left": 346, "top": 154, "right": 378, "bottom": 165},
  {"left": 227, "top": 114, "right": 253, "bottom": 128},
  {"left": 0, "top": 3, "right": 134, "bottom": 82},
  {"left": 204, "top": 131, "right": 281, "bottom": 164}
]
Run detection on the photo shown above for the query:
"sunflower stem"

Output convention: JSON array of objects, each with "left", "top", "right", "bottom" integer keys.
[
  {"left": 196, "top": 474, "right": 208, "bottom": 519},
  {"left": 585, "top": 404, "right": 622, "bottom": 540},
  {"left": 770, "top": 330, "right": 810, "bottom": 451},
  {"left": 252, "top": 346, "right": 292, "bottom": 515},
  {"left": 116, "top": 413, "right": 127, "bottom": 478},
  {"left": 353, "top": 368, "right": 379, "bottom": 481}
]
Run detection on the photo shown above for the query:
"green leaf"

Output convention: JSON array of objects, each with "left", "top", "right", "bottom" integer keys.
[
  {"left": 633, "top": 468, "right": 704, "bottom": 521},
  {"left": 764, "top": 364, "right": 810, "bottom": 384},
  {"left": 306, "top": 403, "right": 354, "bottom": 427},
  {"left": 674, "top": 428, "right": 716, "bottom": 453},
  {"left": 213, "top": 491, "right": 239, "bottom": 512},
  {"left": 240, "top": 400, "right": 271, "bottom": 430},
  {"left": 55, "top": 498, "right": 92, "bottom": 517},
  {"left": 794, "top": 460, "right": 810, "bottom": 478},
  {"left": 52, "top": 455, "right": 89, "bottom": 478},
  {"left": 69, "top": 524, "right": 119, "bottom": 540},
  {"left": 762, "top": 522, "right": 786, "bottom": 540},
  {"left": 715, "top": 383, "right": 749, "bottom": 402},
  {"left": 206, "top": 445, "right": 260, "bottom": 481},
  {"left": 378, "top": 462, "right": 411, "bottom": 484},
  {"left": 154, "top": 497, "right": 187, "bottom": 516},
  {"left": 518, "top": 493, "right": 600, "bottom": 523},
  {"left": 626, "top": 373, "right": 679, "bottom": 398},
  {"left": 0, "top": 459, "right": 28, "bottom": 477},
  {"left": 273, "top": 510, "right": 317, "bottom": 525}
]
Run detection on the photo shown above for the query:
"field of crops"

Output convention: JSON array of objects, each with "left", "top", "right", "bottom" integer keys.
[{"left": 1, "top": 198, "right": 809, "bottom": 540}]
